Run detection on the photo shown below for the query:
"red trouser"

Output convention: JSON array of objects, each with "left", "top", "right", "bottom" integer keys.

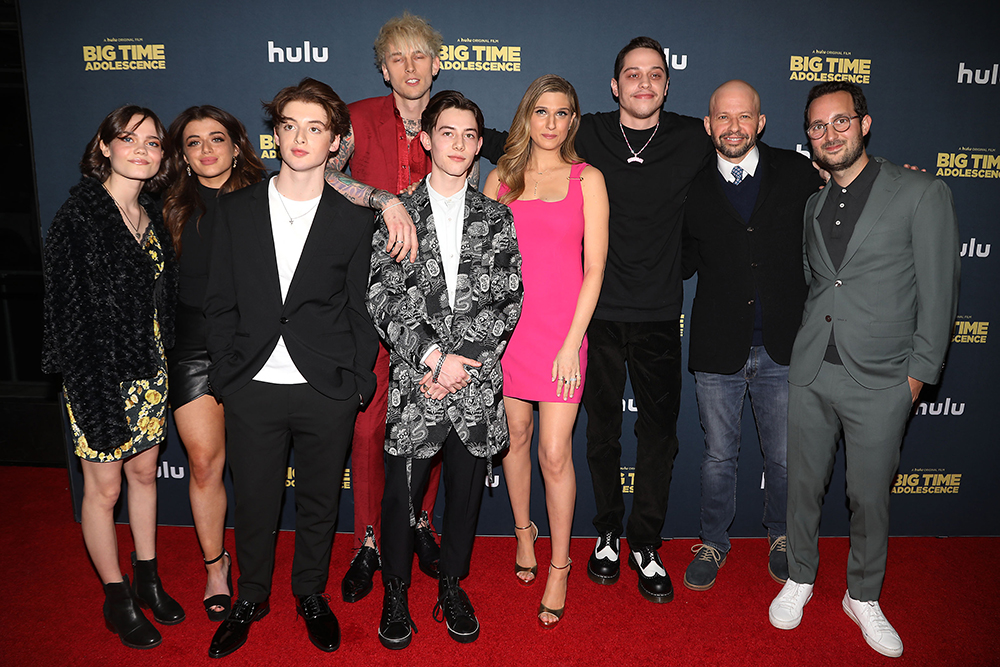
[{"left": 351, "top": 342, "right": 441, "bottom": 543}]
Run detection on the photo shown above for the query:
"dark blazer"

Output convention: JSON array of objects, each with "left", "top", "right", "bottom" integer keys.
[
  {"left": 204, "top": 178, "right": 378, "bottom": 403},
  {"left": 42, "top": 177, "right": 177, "bottom": 452},
  {"left": 789, "top": 157, "right": 960, "bottom": 389},
  {"left": 367, "top": 180, "right": 522, "bottom": 462},
  {"left": 683, "top": 142, "right": 823, "bottom": 374}
]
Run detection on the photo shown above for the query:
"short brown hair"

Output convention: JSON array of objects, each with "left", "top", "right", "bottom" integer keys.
[
  {"left": 614, "top": 36, "right": 668, "bottom": 81},
  {"left": 263, "top": 78, "right": 350, "bottom": 138},
  {"left": 421, "top": 90, "right": 484, "bottom": 139},
  {"left": 804, "top": 81, "right": 869, "bottom": 126},
  {"left": 80, "top": 105, "right": 170, "bottom": 193}
]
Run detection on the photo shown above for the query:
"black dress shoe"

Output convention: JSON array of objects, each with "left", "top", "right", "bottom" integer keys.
[
  {"left": 379, "top": 577, "right": 416, "bottom": 650},
  {"left": 628, "top": 546, "right": 674, "bottom": 603},
  {"left": 103, "top": 576, "right": 162, "bottom": 650},
  {"left": 587, "top": 531, "right": 621, "bottom": 585},
  {"left": 131, "top": 552, "right": 185, "bottom": 624},
  {"left": 297, "top": 594, "right": 340, "bottom": 652},
  {"left": 433, "top": 576, "right": 479, "bottom": 643},
  {"left": 342, "top": 540, "right": 380, "bottom": 603},
  {"left": 414, "top": 511, "right": 440, "bottom": 579},
  {"left": 208, "top": 598, "right": 269, "bottom": 659}
]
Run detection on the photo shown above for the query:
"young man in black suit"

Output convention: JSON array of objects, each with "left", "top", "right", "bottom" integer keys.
[
  {"left": 204, "top": 78, "right": 378, "bottom": 659},
  {"left": 681, "top": 80, "right": 823, "bottom": 591}
]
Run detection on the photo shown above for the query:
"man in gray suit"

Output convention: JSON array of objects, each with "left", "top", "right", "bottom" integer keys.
[{"left": 768, "top": 82, "right": 959, "bottom": 659}]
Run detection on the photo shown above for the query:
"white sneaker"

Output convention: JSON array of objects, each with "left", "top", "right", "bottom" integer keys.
[
  {"left": 842, "top": 592, "right": 904, "bottom": 658},
  {"left": 768, "top": 580, "right": 813, "bottom": 629}
]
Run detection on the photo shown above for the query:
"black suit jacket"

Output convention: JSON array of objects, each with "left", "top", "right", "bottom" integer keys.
[
  {"left": 204, "top": 178, "right": 378, "bottom": 403},
  {"left": 682, "top": 142, "right": 823, "bottom": 374}
]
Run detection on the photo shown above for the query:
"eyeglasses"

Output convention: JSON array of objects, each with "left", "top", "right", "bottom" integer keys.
[{"left": 806, "top": 115, "right": 861, "bottom": 139}]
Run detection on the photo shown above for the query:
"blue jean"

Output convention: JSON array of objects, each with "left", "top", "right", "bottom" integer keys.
[{"left": 694, "top": 346, "right": 788, "bottom": 553}]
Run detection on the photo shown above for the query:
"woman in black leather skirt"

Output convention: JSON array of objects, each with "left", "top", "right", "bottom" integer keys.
[{"left": 162, "top": 106, "right": 264, "bottom": 620}]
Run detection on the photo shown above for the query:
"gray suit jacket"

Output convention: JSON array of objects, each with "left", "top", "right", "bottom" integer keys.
[
  {"left": 789, "top": 157, "right": 960, "bottom": 390},
  {"left": 367, "top": 180, "right": 522, "bottom": 462}
]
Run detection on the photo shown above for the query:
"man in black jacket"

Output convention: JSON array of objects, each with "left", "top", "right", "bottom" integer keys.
[
  {"left": 681, "top": 80, "right": 823, "bottom": 591},
  {"left": 480, "top": 35, "right": 712, "bottom": 606},
  {"left": 204, "top": 78, "right": 378, "bottom": 658}
]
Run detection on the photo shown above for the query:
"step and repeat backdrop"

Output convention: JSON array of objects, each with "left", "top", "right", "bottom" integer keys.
[{"left": 22, "top": 0, "right": 999, "bottom": 538}]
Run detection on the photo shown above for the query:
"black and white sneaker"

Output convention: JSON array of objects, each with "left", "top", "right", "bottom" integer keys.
[
  {"left": 587, "top": 531, "right": 620, "bottom": 585},
  {"left": 433, "top": 576, "right": 479, "bottom": 643},
  {"left": 628, "top": 545, "right": 674, "bottom": 603},
  {"left": 378, "top": 577, "right": 416, "bottom": 650}
]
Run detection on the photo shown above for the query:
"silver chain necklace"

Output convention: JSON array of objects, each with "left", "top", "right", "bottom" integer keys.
[
  {"left": 102, "top": 183, "right": 144, "bottom": 241},
  {"left": 275, "top": 190, "right": 319, "bottom": 225},
  {"left": 620, "top": 121, "right": 659, "bottom": 164}
]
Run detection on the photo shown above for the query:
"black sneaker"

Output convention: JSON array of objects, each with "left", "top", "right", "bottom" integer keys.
[
  {"left": 433, "top": 576, "right": 480, "bottom": 643},
  {"left": 587, "top": 531, "right": 620, "bottom": 585},
  {"left": 628, "top": 546, "right": 674, "bottom": 603},
  {"left": 683, "top": 543, "right": 726, "bottom": 591},
  {"left": 378, "top": 577, "right": 416, "bottom": 650},
  {"left": 768, "top": 535, "right": 788, "bottom": 583},
  {"left": 414, "top": 511, "right": 441, "bottom": 579},
  {"left": 342, "top": 526, "right": 381, "bottom": 603}
]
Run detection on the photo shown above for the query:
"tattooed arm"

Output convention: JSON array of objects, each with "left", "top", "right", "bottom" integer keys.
[{"left": 324, "top": 122, "right": 418, "bottom": 262}]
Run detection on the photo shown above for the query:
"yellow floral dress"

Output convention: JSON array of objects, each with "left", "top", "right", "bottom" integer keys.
[{"left": 67, "top": 228, "right": 169, "bottom": 462}]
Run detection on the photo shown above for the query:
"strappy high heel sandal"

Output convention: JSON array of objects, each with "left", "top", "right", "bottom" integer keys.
[
  {"left": 514, "top": 522, "right": 539, "bottom": 586},
  {"left": 203, "top": 550, "right": 233, "bottom": 622},
  {"left": 538, "top": 558, "right": 572, "bottom": 628}
]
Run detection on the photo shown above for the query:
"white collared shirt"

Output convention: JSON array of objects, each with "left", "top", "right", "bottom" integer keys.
[
  {"left": 717, "top": 145, "right": 760, "bottom": 183},
  {"left": 253, "top": 177, "right": 321, "bottom": 385},
  {"left": 426, "top": 180, "right": 467, "bottom": 310}
]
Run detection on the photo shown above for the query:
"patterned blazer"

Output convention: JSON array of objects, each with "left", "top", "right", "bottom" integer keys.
[{"left": 367, "top": 180, "right": 522, "bottom": 464}]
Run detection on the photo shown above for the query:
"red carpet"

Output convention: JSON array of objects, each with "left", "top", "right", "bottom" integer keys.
[{"left": 1, "top": 466, "right": 996, "bottom": 666}]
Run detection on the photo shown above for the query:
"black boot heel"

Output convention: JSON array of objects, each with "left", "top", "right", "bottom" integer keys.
[
  {"left": 132, "top": 551, "right": 186, "bottom": 624},
  {"left": 104, "top": 575, "right": 162, "bottom": 649}
]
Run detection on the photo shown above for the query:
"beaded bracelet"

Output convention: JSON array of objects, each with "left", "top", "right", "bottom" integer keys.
[{"left": 432, "top": 353, "right": 447, "bottom": 384}]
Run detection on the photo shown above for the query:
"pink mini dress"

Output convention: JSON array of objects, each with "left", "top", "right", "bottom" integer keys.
[{"left": 500, "top": 162, "right": 588, "bottom": 403}]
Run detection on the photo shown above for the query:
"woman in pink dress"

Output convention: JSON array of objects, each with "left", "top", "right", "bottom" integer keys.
[{"left": 485, "top": 74, "right": 608, "bottom": 627}]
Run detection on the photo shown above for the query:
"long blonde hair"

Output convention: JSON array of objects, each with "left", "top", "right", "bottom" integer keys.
[{"left": 496, "top": 75, "right": 582, "bottom": 204}]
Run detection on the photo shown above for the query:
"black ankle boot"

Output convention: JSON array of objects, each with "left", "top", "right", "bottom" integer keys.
[
  {"left": 104, "top": 575, "right": 162, "bottom": 649},
  {"left": 132, "top": 552, "right": 185, "bottom": 624}
]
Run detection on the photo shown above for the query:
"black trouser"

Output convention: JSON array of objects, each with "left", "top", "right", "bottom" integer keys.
[
  {"left": 583, "top": 319, "right": 681, "bottom": 550},
  {"left": 381, "top": 429, "right": 487, "bottom": 586},
  {"left": 224, "top": 380, "right": 356, "bottom": 602}
]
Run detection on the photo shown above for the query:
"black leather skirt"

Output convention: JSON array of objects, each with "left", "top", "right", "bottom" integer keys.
[{"left": 167, "top": 302, "right": 213, "bottom": 409}]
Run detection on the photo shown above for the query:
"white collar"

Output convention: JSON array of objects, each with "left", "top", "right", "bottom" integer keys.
[
  {"left": 717, "top": 145, "right": 760, "bottom": 183},
  {"left": 426, "top": 179, "right": 468, "bottom": 207}
]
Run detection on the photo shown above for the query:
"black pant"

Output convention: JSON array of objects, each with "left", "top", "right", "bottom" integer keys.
[
  {"left": 224, "top": 381, "right": 357, "bottom": 602},
  {"left": 583, "top": 319, "right": 681, "bottom": 550},
  {"left": 381, "top": 429, "right": 487, "bottom": 586}
]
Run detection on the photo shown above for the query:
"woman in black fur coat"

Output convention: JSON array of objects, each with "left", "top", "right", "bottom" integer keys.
[{"left": 42, "top": 106, "right": 183, "bottom": 649}]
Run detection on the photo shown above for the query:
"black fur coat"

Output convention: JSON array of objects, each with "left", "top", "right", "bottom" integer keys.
[{"left": 42, "top": 177, "right": 177, "bottom": 453}]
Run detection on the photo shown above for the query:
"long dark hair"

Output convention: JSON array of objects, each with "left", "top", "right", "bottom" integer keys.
[
  {"left": 162, "top": 105, "right": 264, "bottom": 254},
  {"left": 80, "top": 105, "right": 170, "bottom": 193}
]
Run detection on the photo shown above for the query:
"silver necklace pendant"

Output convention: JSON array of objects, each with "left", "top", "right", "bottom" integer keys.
[{"left": 620, "top": 120, "right": 659, "bottom": 166}]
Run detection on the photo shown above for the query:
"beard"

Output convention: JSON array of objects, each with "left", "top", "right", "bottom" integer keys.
[
  {"left": 714, "top": 131, "right": 756, "bottom": 159},
  {"left": 814, "top": 136, "right": 865, "bottom": 172}
]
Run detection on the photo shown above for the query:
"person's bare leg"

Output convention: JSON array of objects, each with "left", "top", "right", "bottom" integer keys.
[
  {"left": 123, "top": 445, "right": 161, "bottom": 561},
  {"left": 537, "top": 402, "right": 578, "bottom": 621},
  {"left": 175, "top": 395, "right": 230, "bottom": 609},
  {"left": 81, "top": 458, "right": 127, "bottom": 583},
  {"left": 502, "top": 396, "right": 536, "bottom": 582}
]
